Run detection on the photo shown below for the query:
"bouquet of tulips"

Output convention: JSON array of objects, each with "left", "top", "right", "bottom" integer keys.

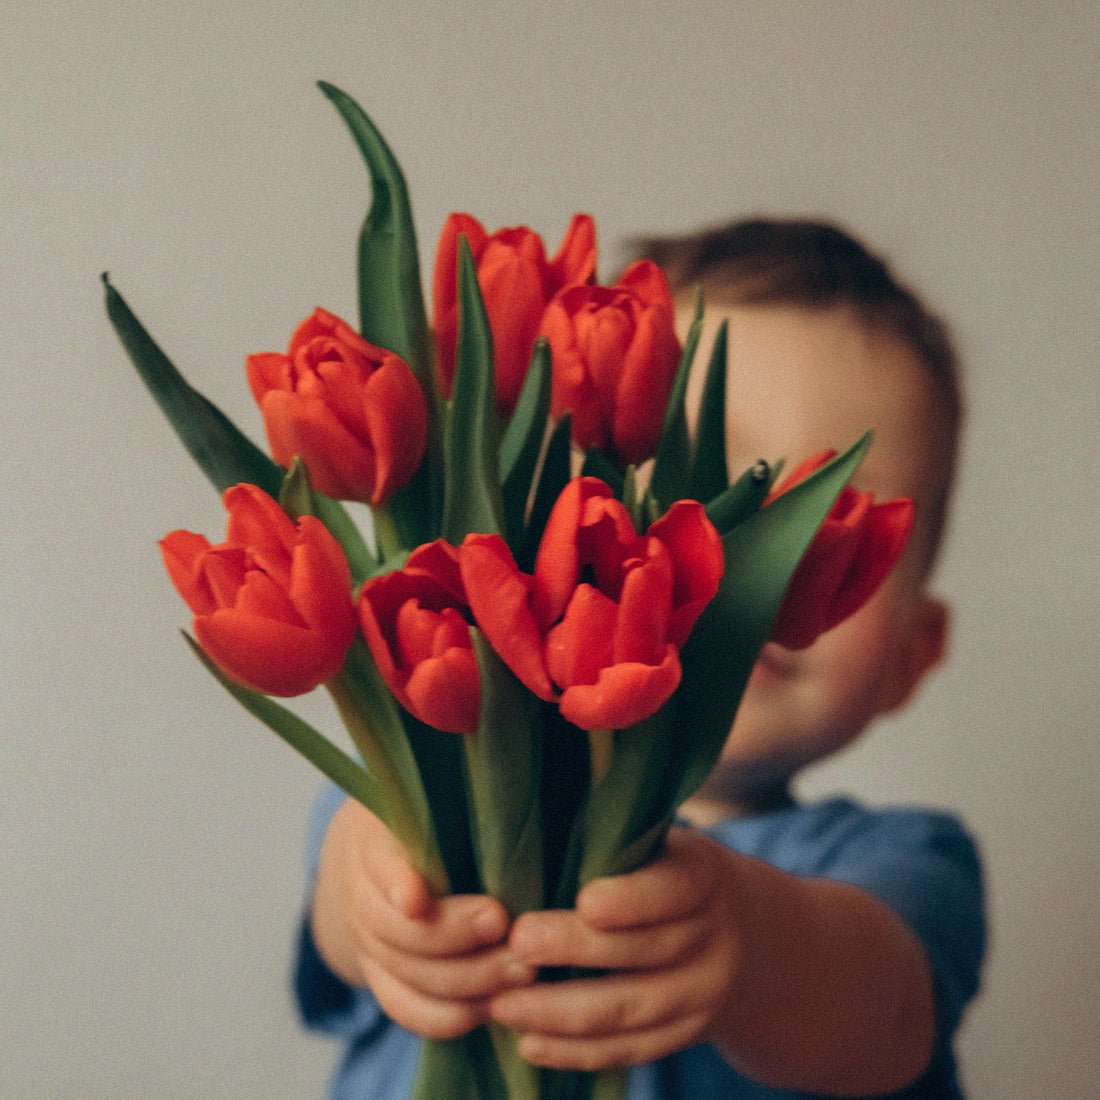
[{"left": 105, "top": 83, "right": 913, "bottom": 1100}]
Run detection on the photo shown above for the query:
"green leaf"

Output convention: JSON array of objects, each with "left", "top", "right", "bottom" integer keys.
[
  {"left": 671, "top": 432, "right": 872, "bottom": 805},
  {"left": 399, "top": 714, "right": 481, "bottom": 896},
  {"left": 688, "top": 317, "right": 730, "bottom": 503},
  {"left": 704, "top": 458, "right": 771, "bottom": 534},
  {"left": 319, "top": 81, "right": 442, "bottom": 550},
  {"left": 440, "top": 236, "right": 505, "bottom": 543},
  {"left": 518, "top": 413, "right": 572, "bottom": 572},
  {"left": 570, "top": 434, "right": 873, "bottom": 890},
  {"left": 413, "top": 1032, "right": 509, "bottom": 1100},
  {"left": 317, "top": 81, "right": 430, "bottom": 382},
  {"left": 103, "top": 275, "right": 283, "bottom": 498},
  {"left": 649, "top": 287, "right": 703, "bottom": 508},
  {"left": 328, "top": 642, "right": 450, "bottom": 893},
  {"left": 463, "top": 633, "right": 544, "bottom": 916},
  {"left": 579, "top": 446, "right": 624, "bottom": 497},
  {"left": 499, "top": 338, "right": 552, "bottom": 552},
  {"left": 180, "top": 634, "right": 382, "bottom": 813},
  {"left": 279, "top": 458, "right": 379, "bottom": 584}
]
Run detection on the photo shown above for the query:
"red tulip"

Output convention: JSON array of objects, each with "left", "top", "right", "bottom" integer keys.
[
  {"left": 357, "top": 540, "right": 480, "bottom": 735},
  {"left": 247, "top": 307, "right": 427, "bottom": 506},
  {"left": 433, "top": 213, "right": 597, "bottom": 417},
  {"left": 159, "top": 484, "right": 357, "bottom": 696},
  {"left": 542, "top": 260, "right": 681, "bottom": 467},
  {"left": 767, "top": 452, "right": 916, "bottom": 649},
  {"left": 460, "top": 478, "right": 723, "bottom": 731}
]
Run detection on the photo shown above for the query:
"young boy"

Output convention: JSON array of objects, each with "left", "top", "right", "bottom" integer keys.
[{"left": 296, "top": 219, "right": 984, "bottom": 1099}]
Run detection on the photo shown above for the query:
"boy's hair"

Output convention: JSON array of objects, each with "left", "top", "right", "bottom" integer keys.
[{"left": 631, "top": 218, "right": 963, "bottom": 575}]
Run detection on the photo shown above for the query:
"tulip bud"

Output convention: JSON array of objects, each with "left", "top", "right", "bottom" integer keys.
[
  {"left": 433, "top": 213, "right": 597, "bottom": 418},
  {"left": 357, "top": 540, "right": 481, "bottom": 735},
  {"left": 247, "top": 307, "right": 428, "bottom": 506},
  {"left": 159, "top": 484, "right": 357, "bottom": 696},
  {"left": 542, "top": 260, "right": 681, "bottom": 468},
  {"left": 767, "top": 451, "right": 915, "bottom": 649},
  {"left": 460, "top": 478, "right": 723, "bottom": 731}
]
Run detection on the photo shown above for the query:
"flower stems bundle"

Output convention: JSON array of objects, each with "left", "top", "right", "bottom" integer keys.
[{"left": 106, "top": 83, "right": 913, "bottom": 1100}]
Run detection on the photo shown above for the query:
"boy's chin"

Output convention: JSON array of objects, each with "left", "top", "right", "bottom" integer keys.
[{"left": 689, "top": 754, "right": 802, "bottom": 818}]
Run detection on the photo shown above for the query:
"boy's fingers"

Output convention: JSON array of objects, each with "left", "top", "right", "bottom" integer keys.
[
  {"left": 333, "top": 798, "right": 435, "bottom": 920},
  {"left": 366, "top": 965, "right": 491, "bottom": 1041},
  {"left": 372, "top": 891, "right": 512, "bottom": 959},
  {"left": 490, "top": 966, "right": 714, "bottom": 1054},
  {"left": 576, "top": 829, "right": 720, "bottom": 930},
  {"left": 369, "top": 937, "right": 535, "bottom": 1002},
  {"left": 508, "top": 908, "right": 698, "bottom": 971},
  {"left": 515, "top": 1010, "right": 710, "bottom": 1072}
]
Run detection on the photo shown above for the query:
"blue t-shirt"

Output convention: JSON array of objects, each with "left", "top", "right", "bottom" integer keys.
[{"left": 294, "top": 785, "right": 984, "bottom": 1099}]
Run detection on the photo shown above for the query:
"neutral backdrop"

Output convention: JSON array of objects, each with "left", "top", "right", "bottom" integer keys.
[{"left": 3, "top": 3, "right": 1097, "bottom": 1097}]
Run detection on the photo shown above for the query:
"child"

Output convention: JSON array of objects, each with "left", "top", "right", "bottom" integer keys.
[{"left": 296, "top": 219, "right": 984, "bottom": 1099}]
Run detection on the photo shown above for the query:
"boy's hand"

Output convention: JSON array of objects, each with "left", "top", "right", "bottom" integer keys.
[
  {"left": 310, "top": 798, "right": 536, "bottom": 1040},
  {"left": 489, "top": 825, "right": 935, "bottom": 1094},
  {"left": 488, "top": 827, "right": 742, "bottom": 1070}
]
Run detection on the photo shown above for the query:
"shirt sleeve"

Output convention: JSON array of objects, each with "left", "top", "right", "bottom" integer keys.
[
  {"left": 709, "top": 799, "right": 985, "bottom": 1069},
  {"left": 807, "top": 805, "right": 985, "bottom": 1041}
]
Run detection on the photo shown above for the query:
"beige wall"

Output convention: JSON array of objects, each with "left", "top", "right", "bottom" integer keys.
[{"left": 2, "top": 2, "right": 1097, "bottom": 1096}]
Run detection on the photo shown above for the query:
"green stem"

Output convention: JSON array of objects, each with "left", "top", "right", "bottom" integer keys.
[
  {"left": 324, "top": 673, "right": 448, "bottom": 894},
  {"left": 370, "top": 502, "right": 406, "bottom": 562},
  {"left": 589, "top": 728, "right": 614, "bottom": 783}
]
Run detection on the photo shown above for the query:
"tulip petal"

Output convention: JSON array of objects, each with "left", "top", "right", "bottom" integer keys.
[
  {"left": 287, "top": 520, "right": 356, "bottom": 643},
  {"left": 159, "top": 530, "right": 217, "bottom": 614},
  {"left": 558, "top": 645, "right": 681, "bottom": 731},
  {"left": 544, "top": 585, "right": 618, "bottom": 691},
  {"left": 195, "top": 610, "right": 343, "bottom": 696},
  {"left": 548, "top": 213, "right": 597, "bottom": 287},
  {"left": 611, "top": 551, "right": 673, "bottom": 666},
  {"left": 224, "top": 483, "right": 300, "bottom": 550},
  {"left": 258, "top": 390, "right": 376, "bottom": 503},
  {"left": 461, "top": 534, "right": 556, "bottom": 701},
  {"left": 403, "top": 647, "right": 481, "bottom": 735},
  {"left": 648, "top": 500, "right": 726, "bottom": 645},
  {"left": 362, "top": 357, "right": 429, "bottom": 505}
]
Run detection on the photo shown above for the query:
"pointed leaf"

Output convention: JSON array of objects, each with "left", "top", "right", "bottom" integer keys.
[
  {"left": 704, "top": 459, "right": 771, "bottom": 534},
  {"left": 672, "top": 433, "right": 872, "bottom": 804},
  {"left": 570, "top": 435, "right": 873, "bottom": 891},
  {"left": 317, "top": 81, "right": 429, "bottom": 381},
  {"left": 688, "top": 317, "right": 730, "bottom": 503},
  {"left": 181, "top": 633, "right": 382, "bottom": 812},
  {"left": 649, "top": 288, "right": 703, "bottom": 508},
  {"left": 441, "top": 236, "right": 505, "bottom": 542},
  {"left": 499, "top": 339, "right": 552, "bottom": 551},
  {"left": 104, "top": 276, "right": 282, "bottom": 498},
  {"left": 319, "top": 81, "right": 442, "bottom": 550}
]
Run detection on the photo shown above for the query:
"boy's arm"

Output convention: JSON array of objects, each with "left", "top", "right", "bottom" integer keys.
[
  {"left": 309, "top": 797, "right": 535, "bottom": 1040},
  {"left": 489, "top": 826, "right": 935, "bottom": 1096}
]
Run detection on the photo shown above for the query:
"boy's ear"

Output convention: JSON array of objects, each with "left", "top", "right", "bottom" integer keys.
[{"left": 884, "top": 595, "right": 949, "bottom": 713}]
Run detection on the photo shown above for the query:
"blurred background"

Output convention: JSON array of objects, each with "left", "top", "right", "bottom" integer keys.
[{"left": 2, "top": 2, "right": 1097, "bottom": 1097}]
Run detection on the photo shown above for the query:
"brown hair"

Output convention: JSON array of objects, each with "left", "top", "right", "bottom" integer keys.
[{"left": 631, "top": 218, "right": 964, "bottom": 574}]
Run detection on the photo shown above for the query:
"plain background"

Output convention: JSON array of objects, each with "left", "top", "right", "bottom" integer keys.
[{"left": 3, "top": 2, "right": 1097, "bottom": 1097}]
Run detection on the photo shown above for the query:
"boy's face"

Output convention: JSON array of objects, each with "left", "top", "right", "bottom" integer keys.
[{"left": 681, "top": 302, "right": 949, "bottom": 808}]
